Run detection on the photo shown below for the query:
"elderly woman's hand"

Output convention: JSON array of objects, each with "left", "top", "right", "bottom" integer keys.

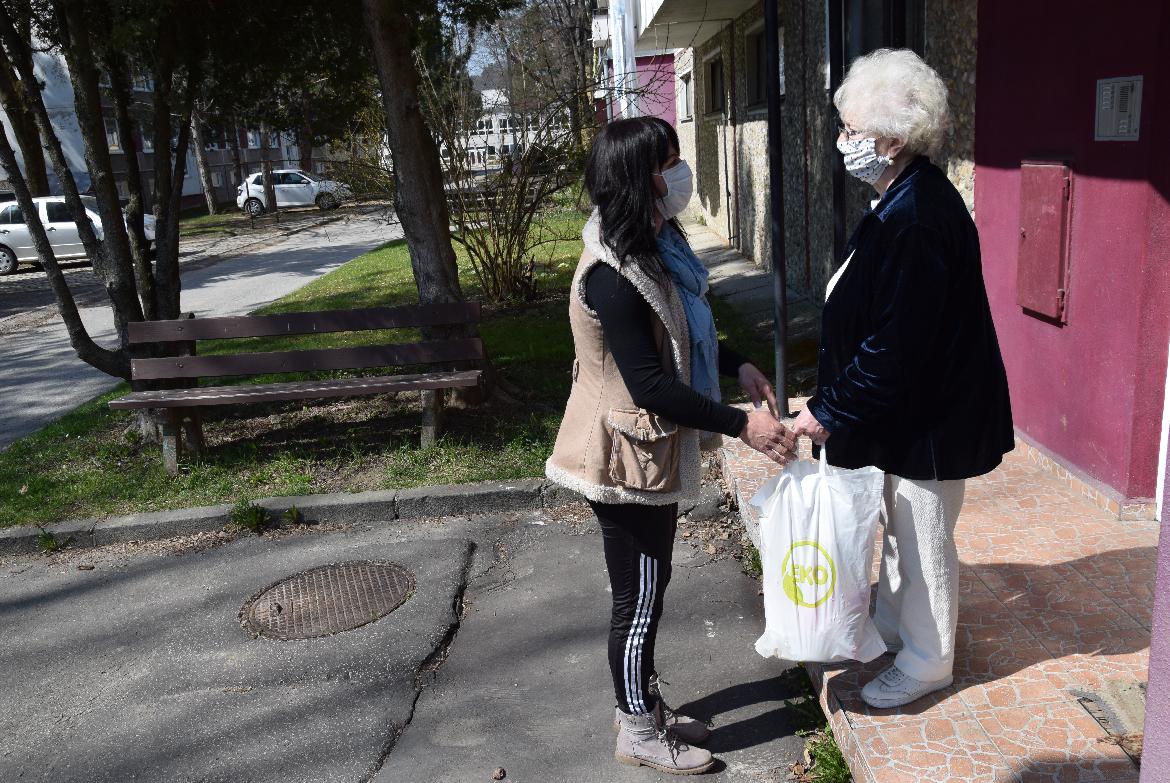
[
  {"left": 737, "top": 362, "right": 779, "bottom": 417},
  {"left": 740, "top": 409, "right": 797, "bottom": 465},
  {"left": 793, "top": 408, "right": 830, "bottom": 445}
]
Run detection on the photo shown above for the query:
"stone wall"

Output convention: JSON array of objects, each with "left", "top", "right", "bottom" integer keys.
[
  {"left": 680, "top": 0, "right": 978, "bottom": 300},
  {"left": 926, "top": 0, "right": 978, "bottom": 212},
  {"left": 673, "top": 48, "right": 701, "bottom": 222},
  {"left": 691, "top": 25, "right": 734, "bottom": 241},
  {"left": 780, "top": 0, "right": 837, "bottom": 299}
]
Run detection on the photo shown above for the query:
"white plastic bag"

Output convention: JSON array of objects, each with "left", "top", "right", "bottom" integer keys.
[{"left": 751, "top": 454, "right": 887, "bottom": 663}]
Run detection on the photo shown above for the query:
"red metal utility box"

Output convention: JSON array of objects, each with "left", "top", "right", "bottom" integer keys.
[{"left": 1016, "top": 161, "right": 1073, "bottom": 322}]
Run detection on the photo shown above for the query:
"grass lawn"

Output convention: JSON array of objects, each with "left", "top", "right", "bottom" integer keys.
[
  {"left": 178, "top": 205, "right": 249, "bottom": 239},
  {"left": 0, "top": 206, "right": 770, "bottom": 529}
]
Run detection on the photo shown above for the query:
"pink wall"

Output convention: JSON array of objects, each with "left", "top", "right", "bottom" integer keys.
[
  {"left": 974, "top": 1, "right": 1170, "bottom": 500},
  {"left": 605, "top": 54, "right": 678, "bottom": 127}
]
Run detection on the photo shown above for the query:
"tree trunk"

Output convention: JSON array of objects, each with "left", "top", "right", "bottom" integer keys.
[
  {"left": 259, "top": 124, "right": 278, "bottom": 213},
  {"left": 363, "top": 0, "right": 497, "bottom": 402},
  {"left": 228, "top": 120, "right": 244, "bottom": 186},
  {"left": 190, "top": 106, "right": 220, "bottom": 215},
  {"left": 361, "top": 0, "right": 465, "bottom": 310},
  {"left": 104, "top": 53, "right": 156, "bottom": 319},
  {"left": 0, "top": 48, "right": 49, "bottom": 196},
  {"left": 0, "top": 120, "right": 127, "bottom": 377},
  {"left": 297, "top": 88, "right": 313, "bottom": 171}
]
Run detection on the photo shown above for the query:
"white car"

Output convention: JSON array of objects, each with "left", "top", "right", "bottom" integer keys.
[
  {"left": 0, "top": 195, "right": 156, "bottom": 276},
  {"left": 235, "top": 169, "right": 352, "bottom": 217}
]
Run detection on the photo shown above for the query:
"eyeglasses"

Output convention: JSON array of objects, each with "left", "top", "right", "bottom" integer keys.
[{"left": 837, "top": 123, "right": 866, "bottom": 139}]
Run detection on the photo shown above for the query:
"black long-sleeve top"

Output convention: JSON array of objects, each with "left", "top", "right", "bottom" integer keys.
[{"left": 584, "top": 263, "right": 750, "bottom": 438}]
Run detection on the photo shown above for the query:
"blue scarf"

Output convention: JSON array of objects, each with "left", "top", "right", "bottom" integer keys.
[{"left": 657, "top": 224, "right": 721, "bottom": 402}]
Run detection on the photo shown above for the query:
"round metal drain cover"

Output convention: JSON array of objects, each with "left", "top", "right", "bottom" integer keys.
[{"left": 241, "top": 561, "right": 415, "bottom": 640}]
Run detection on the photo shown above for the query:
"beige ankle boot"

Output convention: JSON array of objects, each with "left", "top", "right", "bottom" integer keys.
[
  {"left": 612, "top": 674, "right": 711, "bottom": 745},
  {"left": 614, "top": 702, "right": 714, "bottom": 775}
]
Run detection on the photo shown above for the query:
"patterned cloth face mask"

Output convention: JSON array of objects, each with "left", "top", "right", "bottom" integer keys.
[{"left": 836, "top": 137, "right": 893, "bottom": 185}]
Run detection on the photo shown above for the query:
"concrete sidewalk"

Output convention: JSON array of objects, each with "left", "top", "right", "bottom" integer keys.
[
  {"left": 1, "top": 505, "right": 816, "bottom": 782},
  {"left": 685, "top": 221, "right": 822, "bottom": 399},
  {"left": 0, "top": 211, "right": 402, "bottom": 449}
]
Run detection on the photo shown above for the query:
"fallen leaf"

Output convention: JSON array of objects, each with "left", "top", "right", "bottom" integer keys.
[
  {"left": 681, "top": 531, "right": 691, "bottom": 539},
  {"left": 705, "top": 543, "right": 717, "bottom": 555},
  {"left": 77, "top": 564, "right": 95, "bottom": 571},
  {"left": 492, "top": 768, "right": 506, "bottom": 781},
  {"left": 19, "top": 485, "right": 27, "bottom": 495},
  {"left": 719, "top": 531, "right": 731, "bottom": 540}
]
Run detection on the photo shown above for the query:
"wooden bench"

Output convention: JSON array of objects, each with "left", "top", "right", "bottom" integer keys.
[{"left": 109, "top": 303, "right": 484, "bottom": 474}]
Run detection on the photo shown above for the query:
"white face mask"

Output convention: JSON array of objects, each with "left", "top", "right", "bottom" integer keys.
[
  {"left": 655, "top": 159, "right": 694, "bottom": 219},
  {"left": 837, "top": 137, "right": 892, "bottom": 185}
]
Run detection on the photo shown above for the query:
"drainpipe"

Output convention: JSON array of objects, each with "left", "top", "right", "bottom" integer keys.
[
  {"left": 764, "top": 0, "right": 790, "bottom": 415},
  {"left": 609, "top": 0, "right": 639, "bottom": 117},
  {"left": 727, "top": 18, "right": 739, "bottom": 244}
]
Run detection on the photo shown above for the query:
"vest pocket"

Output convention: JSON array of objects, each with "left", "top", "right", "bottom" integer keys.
[{"left": 606, "top": 409, "right": 680, "bottom": 492}]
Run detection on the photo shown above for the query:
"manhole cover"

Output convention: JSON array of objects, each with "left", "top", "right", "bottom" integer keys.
[{"left": 240, "top": 561, "right": 415, "bottom": 640}]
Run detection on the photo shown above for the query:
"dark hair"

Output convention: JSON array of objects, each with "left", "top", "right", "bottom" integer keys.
[{"left": 584, "top": 116, "right": 684, "bottom": 277}]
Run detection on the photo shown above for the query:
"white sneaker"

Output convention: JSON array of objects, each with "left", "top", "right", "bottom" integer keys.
[{"left": 861, "top": 664, "right": 951, "bottom": 709}]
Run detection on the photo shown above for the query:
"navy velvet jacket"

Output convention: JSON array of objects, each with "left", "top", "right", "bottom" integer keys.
[{"left": 808, "top": 157, "right": 1014, "bottom": 480}]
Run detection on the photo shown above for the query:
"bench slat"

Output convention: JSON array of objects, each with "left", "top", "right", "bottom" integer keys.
[
  {"left": 109, "top": 370, "right": 482, "bottom": 409},
  {"left": 130, "top": 338, "right": 485, "bottom": 381},
  {"left": 128, "top": 303, "right": 482, "bottom": 344}
]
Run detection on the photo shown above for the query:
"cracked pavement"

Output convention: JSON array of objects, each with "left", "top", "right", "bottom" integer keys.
[{"left": 0, "top": 508, "right": 811, "bottom": 781}]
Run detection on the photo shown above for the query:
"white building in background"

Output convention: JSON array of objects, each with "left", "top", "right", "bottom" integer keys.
[
  {"left": 441, "top": 89, "right": 572, "bottom": 173},
  {"left": 0, "top": 45, "right": 206, "bottom": 204}
]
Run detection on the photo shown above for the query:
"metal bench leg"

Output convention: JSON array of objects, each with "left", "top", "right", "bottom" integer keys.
[
  {"left": 181, "top": 408, "right": 205, "bottom": 459},
  {"left": 420, "top": 388, "right": 445, "bottom": 448},
  {"left": 161, "top": 409, "right": 183, "bottom": 475}
]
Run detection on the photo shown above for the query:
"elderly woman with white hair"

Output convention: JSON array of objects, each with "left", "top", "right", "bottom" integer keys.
[{"left": 792, "top": 48, "right": 1014, "bottom": 708}]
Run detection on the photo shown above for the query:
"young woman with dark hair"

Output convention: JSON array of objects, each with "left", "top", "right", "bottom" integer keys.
[{"left": 545, "top": 116, "right": 797, "bottom": 774}]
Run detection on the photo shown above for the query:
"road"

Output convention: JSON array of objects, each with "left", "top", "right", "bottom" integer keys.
[
  {"left": 0, "top": 211, "right": 403, "bottom": 449},
  {"left": 0, "top": 508, "right": 809, "bottom": 782}
]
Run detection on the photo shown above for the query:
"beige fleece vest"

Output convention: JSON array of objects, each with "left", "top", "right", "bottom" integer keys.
[{"left": 544, "top": 211, "right": 702, "bottom": 506}]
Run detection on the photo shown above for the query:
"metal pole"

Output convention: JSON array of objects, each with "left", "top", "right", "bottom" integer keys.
[{"left": 764, "top": 0, "right": 791, "bottom": 417}]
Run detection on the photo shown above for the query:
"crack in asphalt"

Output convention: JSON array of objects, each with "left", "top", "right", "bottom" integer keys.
[{"left": 361, "top": 540, "right": 478, "bottom": 783}]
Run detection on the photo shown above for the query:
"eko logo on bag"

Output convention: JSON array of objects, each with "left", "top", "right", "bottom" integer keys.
[{"left": 779, "top": 541, "right": 837, "bottom": 608}]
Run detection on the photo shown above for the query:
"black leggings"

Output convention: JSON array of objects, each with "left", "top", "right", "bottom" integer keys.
[{"left": 591, "top": 500, "right": 678, "bottom": 715}]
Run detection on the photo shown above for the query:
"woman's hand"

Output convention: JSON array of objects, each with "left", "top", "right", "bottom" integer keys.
[
  {"left": 737, "top": 363, "right": 778, "bottom": 417},
  {"left": 740, "top": 409, "right": 797, "bottom": 465},
  {"left": 793, "top": 408, "right": 830, "bottom": 445}
]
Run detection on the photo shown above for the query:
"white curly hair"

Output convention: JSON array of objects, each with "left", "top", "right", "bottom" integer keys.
[{"left": 834, "top": 48, "right": 950, "bottom": 157}]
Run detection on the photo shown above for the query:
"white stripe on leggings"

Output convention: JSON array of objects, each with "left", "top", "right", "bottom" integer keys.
[{"left": 623, "top": 553, "right": 656, "bottom": 714}]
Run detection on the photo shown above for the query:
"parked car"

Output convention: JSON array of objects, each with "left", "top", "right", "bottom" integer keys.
[
  {"left": 235, "top": 169, "right": 352, "bottom": 217},
  {"left": 0, "top": 195, "right": 156, "bottom": 276}
]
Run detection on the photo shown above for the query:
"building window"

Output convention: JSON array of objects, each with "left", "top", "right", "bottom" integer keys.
[
  {"left": 476, "top": 117, "right": 493, "bottom": 133},
  {"left": 116, "top": 180, "right": 130, "bottom": 199},
  {"left": 246, "top": 130, "right": 260, "bottom": 149},
  {"left": 678, "top": 72, "right": 694, "bottom": 120},
  {"left": 211, "top": 170, "right": 224, "bottom": 187},
  {"left": 706, "top": 57, "right": 725, "bottom": 116},
  {"left": 105, "top": 117, "right": 120, "bottom": 151},
  {"left": 315, "top": 162, "right": 326, "bottom": 174},
  {"left": 745, "top": 27, "right": 785, "bottom": 109},
  {"left": 131, "top": 74, "right": 153, "bottom": 92},
  {"left": 141, "top": 132, "right": 154, "bottom": 153}
]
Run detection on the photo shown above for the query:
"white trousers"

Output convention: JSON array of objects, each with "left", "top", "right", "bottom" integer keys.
[{"left": 873, "top": 473, "right": 966, "bottom": 682}]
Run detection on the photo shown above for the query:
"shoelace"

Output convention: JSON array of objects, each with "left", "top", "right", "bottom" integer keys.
[
  {"left": 649, "top": 675, "right": 680, "bottom": 723},
  {"left": 651, "top": 714, "right": 688, "bottom": 763},
  {"left": 879, "top": 666, "right": 910, "bottom": 688}
]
